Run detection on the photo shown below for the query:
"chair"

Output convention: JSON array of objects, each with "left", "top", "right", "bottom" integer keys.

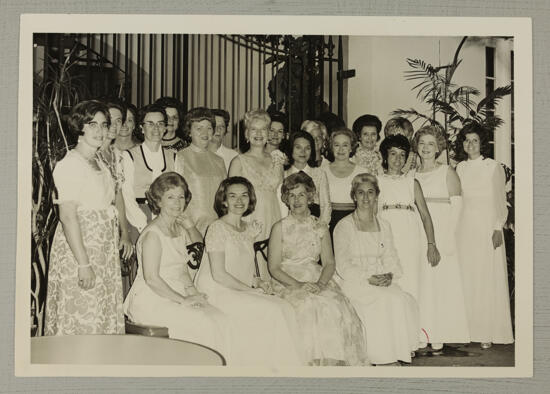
[
  {"left": 123, "top": 241, "right": 205, "bottom": 337},
  {"left": 253, "top": 238, "right": 269, "bottom": 278}
]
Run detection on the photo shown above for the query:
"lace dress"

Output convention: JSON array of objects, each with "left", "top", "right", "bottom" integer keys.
[
  {"left": 414, "top": 165, "right": 470, "bottom": 345},
  {"left": 274, "top": 215, "right": 368, "bottom": 366},
  {"left": 123, "top": 225, "right": 231, "bottom": 360},
  {"left": 238, "top": 154, "right": 283, "bottom": 240},
  {"left": 456, "top": 156, "right": 514, "bottom": 344},
  {"left": 45, "top": 150, "right": 125, "bottom": 335},
  {"left": 194, "top": 219, "right": 305, "bottom": 366},
  {"left": 351, "top": 147, "right": 383, "bottom": 176},
  {"left": 334, "top": 214, "right": 420, "bottom": 364}
]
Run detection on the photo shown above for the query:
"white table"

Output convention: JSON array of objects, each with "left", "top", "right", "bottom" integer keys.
[{"left": 31, "top": 334, "right": 225, "bottom": 365}]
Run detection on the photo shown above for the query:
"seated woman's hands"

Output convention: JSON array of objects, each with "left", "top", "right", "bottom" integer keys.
[
  {"left": 252, "top": 277, "right": 276, "bottom": 295},
  {"left": 301, "top": 282, "right": 321, "bottom": 294},
  {"left": 367, "top": 273, "right": 393, "bottom": 287}
]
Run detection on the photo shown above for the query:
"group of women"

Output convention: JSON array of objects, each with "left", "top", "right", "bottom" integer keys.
[{"left": 44, "top": 98, "right": 514, "bottom": 367}]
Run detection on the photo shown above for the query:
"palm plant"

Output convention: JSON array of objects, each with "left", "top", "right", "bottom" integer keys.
[
  {"left": 32, "top": 43, "right": 89, "bottom": 336},
  {"left": 391, "top": 36, "right": 512, "bottom": 162}
]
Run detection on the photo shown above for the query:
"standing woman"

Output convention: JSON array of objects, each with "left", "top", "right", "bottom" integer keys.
[
  {"left": 96, "top": 100, "right": 133, "bottom": 262},
  {"left": 350, "top": 114, "right": 384, "bottom": 176},
  {"left": 377, "top": 134, "right": 440, "bottom": 301},
  {"left": 228, "top": 110, "right": 283, "bottom": 251},
  {"left": 155, "top": 96, "right": 187, "bottom": 151},
  {"left": 114, "top": 102, "right": 139, "bottom": 151},
  {"left": 455, "top": 122, "right": 514, "bottom": 349},
  {"left": 175, "top": 107, "right": 226, "bottom": 235},
  {"left": 413, "top": 125, "right": 470, "bottom": 351},
  {"left": 301, "top": 120, "right": 329, "bottom": 168},
  {"left": 195, "top": 177, "right": 304, "bottom": 366},
  {"left": 322, "top": 127, "right": 364, "bottom": 235},
  {"left": 282, "top": 131, "right": 331, "bottom": 225},
  {"left": 45, "top": 100, "right": 125, "bottom": 335}
]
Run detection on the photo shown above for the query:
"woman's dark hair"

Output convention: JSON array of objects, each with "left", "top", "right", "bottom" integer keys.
[
  {"left": 67, "top": 100, "right": 111, "bottom": 137},
  {"left": 329, "top": 127, "right": 357, "bottom": 157},
  {"left": 379, "top": 134, "right": 411, "bottom": 170},
  {"left": 352, "top": 114, "right": 382, "bottom": 141},
  {"left": 268, "top": 111, "right": 288, "bottom": 131},
  {"left": 184, "top": 107, "right": 216, "bottom": 137},
  {"left": 124, "top": 102, "right": 142, "bottom": 142},
  {"left": 211, "top": 109, "right": 230, "bottom": 128},
  {"left": 103, "top": 98, "right": 127, "bottom": 124},
  {"left": 317, "top": 111, "right": 345, "bottom": 135},
  {"left": 285, "top": 131, "right": 318, "bottom": 170},
  {"left": 155, "top": 96, "right": 184, "bottom": 122},
  {"left": 138, "top": 103, "right": 168, "bottom": 125},
  {"left": 213, "top": 176, "right": 257, "bottom": 217},
  {"left": 281, "top": 171, "right": 316, "bottom": 208},
  {"left": 454, "top": 121, "right": 491, "bottom": 162},
  {"left": 145, "top": 172, "right": 192, "bottom": 216}
]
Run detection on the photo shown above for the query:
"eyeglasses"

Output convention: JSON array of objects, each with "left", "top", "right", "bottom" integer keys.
[
  {"left": 143, "top": 121, "right": 167, "bottom": 130},
  {"left": 86, "top": 121, "right": 109, "bottom": 131}
]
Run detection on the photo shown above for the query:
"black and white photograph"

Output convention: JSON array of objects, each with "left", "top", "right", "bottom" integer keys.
[{"left": 15, "top": 14, "right": 533, "bottom": 377}]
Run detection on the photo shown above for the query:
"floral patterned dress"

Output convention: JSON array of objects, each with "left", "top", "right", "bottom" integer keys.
[
  {"left": 45, "top": 150, "right": 124, "bottom": 335},
  {"left": 351, "top": 146, "right": 383, "bottom": 176},
  {"left": 274, "top": 215, "right": 369, "bottom": 366}
]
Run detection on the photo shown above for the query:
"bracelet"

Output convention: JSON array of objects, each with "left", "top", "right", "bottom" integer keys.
[
  {"left": 427, "top": 242, "right": 436, "bottom": 245},
  {"left": 78, "top": 264, "right": 92, "bottom": 268}
]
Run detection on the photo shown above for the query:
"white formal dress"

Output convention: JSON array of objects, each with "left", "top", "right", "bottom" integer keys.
[
  {"left": 195, "top": 219, "right": 305, "bottom": 366},
  {"left": 415, "top": 165, "right": 470, "bottom": 345},
  {"left": 334, "top": 214, "right": 420, "bottom": 364},
  {"left": 456, "top": 156, "right": 514, "bottom": 344}
]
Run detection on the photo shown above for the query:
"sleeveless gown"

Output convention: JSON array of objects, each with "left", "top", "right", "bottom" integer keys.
[
  {"left": 415, "top": 165, "right": 470, "bottom": 345},
  {"left": 124, "top": 225, "right": 231, "bottom": 360},
  {"left": 377, "top": 173, "right": 422, "bottom": 300}
]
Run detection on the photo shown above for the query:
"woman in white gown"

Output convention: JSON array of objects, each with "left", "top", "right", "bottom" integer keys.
[
  {"left": 412, "top": 125, "right": 470, "bottom": 351},
  {"left": 455, "top": 123, "right": 514, "bottom": 349},
  {"left": 377, "top": 134, "right": 440, "bottom": 301},
  {"left": 334, "top": 173, "right": 419, "bottom": 365},
  {"left": 124, "top": 172, "right": 231, "bottom": 361},
  {"left": 269, "top": 172, "right": 368, "bottom": 366},
  {"left": 195, "top": 177, "right": 305, "bottom": 366}
]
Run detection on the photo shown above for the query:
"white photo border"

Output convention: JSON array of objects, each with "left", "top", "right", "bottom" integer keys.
[{"left": 15, "top": 14, "right": 533, "bottom": 378}]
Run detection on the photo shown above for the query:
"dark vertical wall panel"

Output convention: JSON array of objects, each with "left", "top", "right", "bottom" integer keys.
[
  {"left": 137, "top": 34, "right": 142, "bottom": 107},
  {"left": 328, "top": 35, "right": 333, "bottom": 112},
  {"left": 149, "top": 34, "right": 153, "bottom": 104},
  {"left": 183, "top": 34, "right": 189, "bottom": 112},
  {"left": 319, "top": 37, "right": 324, "bottom": 116},
  {"left": 160, "top": 34, "right": 165, "bottom": 97},
  {"left": 337, "top": 35, "right": 343, "bottom": 119}
]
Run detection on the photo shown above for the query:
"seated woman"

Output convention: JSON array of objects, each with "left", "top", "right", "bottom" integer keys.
[
  {"left": 195, "top": 177, "right": 305, "bottom": 366},
  {"left": 334, "top": 173, "right": 420, "bottom": 365},
  {"left": 268, "top": 172, "right": 368, "bottom": 366},
  {"left": 123, "top": 172, "right": 231, "bottom": 360},
  {"left": 282, "top": 131, "right": 331, "bottom": 225}
]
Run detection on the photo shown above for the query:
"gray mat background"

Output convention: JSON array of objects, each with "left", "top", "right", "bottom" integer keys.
[{"left": 1, "top": 0, "right": 548, "bottom": 392}]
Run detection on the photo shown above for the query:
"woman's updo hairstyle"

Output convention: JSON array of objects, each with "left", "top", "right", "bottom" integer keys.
[{"left": 145, "top": 172, "right": 192, "bottom": 215}]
